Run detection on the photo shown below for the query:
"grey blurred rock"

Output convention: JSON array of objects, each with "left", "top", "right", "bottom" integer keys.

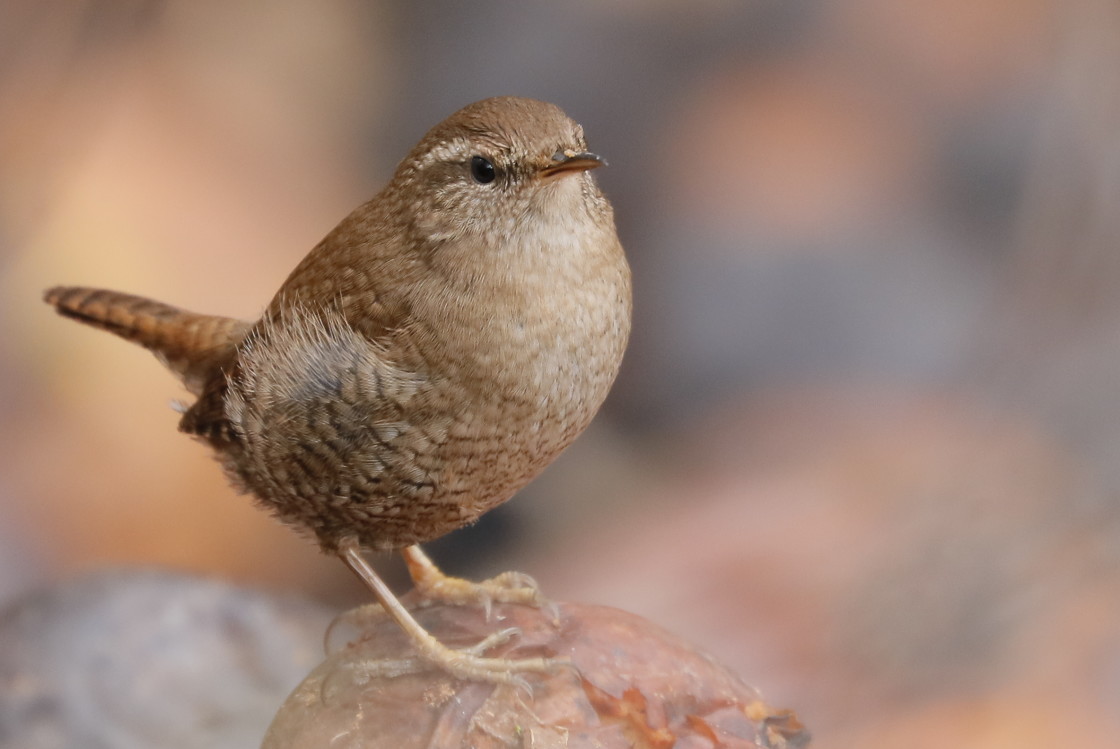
[{"left": 0, "top": 569, "right": 334, "bottom": 749}]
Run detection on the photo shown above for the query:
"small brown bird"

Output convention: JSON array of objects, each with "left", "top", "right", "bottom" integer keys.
[{"left": 44, "top": 97, "right": 632, "bottom": 682}]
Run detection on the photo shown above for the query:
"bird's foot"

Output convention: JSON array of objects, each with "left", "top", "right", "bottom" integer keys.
[
  {"left": 344, "top": 626, "right": 566, "bottom": 689},
  {"left": 402, "top": 545, "right": 549, "bottom": 618},
  {"left": 323, "top": 602, "right": 389, "bottom": 655},
  {"left": 338, "top": 538, "right": 570, "bottom": 688}
]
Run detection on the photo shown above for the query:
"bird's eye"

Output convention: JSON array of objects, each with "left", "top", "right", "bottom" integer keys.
[{"left": 470, "top": 155, "right": 496, "bottom": 184}]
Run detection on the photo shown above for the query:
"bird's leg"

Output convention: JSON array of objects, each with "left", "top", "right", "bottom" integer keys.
[
  {"left": 401, "top": 544, "right": 545, "bottom": 616},
  {"left": 338, "top": 538, "right": 556, "bottom": 684}
]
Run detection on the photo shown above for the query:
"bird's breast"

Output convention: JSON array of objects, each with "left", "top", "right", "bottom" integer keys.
[
  {"left": 435, "top": 252, "right": 627, "bottom": 416},
  {"left": 412, "top": 236, "right": 630, "bottom": 514}
]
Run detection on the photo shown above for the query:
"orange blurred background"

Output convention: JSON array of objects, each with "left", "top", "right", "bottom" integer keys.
[{"left": 3, "top": 1, "right": 1119, "bottom": 746}]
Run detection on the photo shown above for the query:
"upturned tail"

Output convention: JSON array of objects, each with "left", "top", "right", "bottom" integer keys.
[{"left": 44, "top": 286, "right": 250, "bottom": 396}]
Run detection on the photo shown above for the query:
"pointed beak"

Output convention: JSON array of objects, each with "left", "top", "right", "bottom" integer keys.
[{"left": 539, "top": 149, "right": 606, "bottom": 179}]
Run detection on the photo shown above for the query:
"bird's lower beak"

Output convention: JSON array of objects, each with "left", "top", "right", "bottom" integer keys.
[{"left": 539, "top": 150, "right": 606, "bottom": 179}]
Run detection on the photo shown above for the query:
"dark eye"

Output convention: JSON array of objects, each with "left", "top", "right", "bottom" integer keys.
[{"left": 470, "top": 155, "right": 496, "bottom": 184}]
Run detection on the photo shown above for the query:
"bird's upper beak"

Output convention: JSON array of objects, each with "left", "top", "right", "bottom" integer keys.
[{"left": 539, "top": 149, "right": 606, "bottom": 179}]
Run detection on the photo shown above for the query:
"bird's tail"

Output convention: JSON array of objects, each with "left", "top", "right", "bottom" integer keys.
[{"left": 44, "top": 286, "right": 250, "bottom": 395}]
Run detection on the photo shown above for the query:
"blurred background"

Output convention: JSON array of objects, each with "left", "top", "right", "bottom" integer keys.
[{"left": 2, "top": 0, "right": 1119, "bottom": 746}]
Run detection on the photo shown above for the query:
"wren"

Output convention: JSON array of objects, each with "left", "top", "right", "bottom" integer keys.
[{"left": 44, "top": 96, "right": 632, "bottom": 683}]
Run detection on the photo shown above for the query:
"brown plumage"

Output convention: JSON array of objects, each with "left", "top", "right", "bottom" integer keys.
[
  {"left": 43, "top": 286, "right": 248, "bottom": 397},
  {"left": 44, "top": 97, "right": 632, "bottom": 682}
]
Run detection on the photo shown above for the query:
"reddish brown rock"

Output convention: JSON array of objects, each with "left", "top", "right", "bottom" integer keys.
[{"left": 265, "top": 598, "right": 808, "bottom": 749}]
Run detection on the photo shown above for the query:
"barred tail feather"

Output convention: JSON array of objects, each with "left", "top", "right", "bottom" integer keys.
[{"left": 44, "top": 286, "right": 249, "bottom": 395}]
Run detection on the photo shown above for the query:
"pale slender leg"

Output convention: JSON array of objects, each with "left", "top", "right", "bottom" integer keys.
[
  {"left": 338, "top": 538, "right": 556, "bottom": 684},
  {"left": 401, "top": 544, "right": 544, "bottom": 615}
]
